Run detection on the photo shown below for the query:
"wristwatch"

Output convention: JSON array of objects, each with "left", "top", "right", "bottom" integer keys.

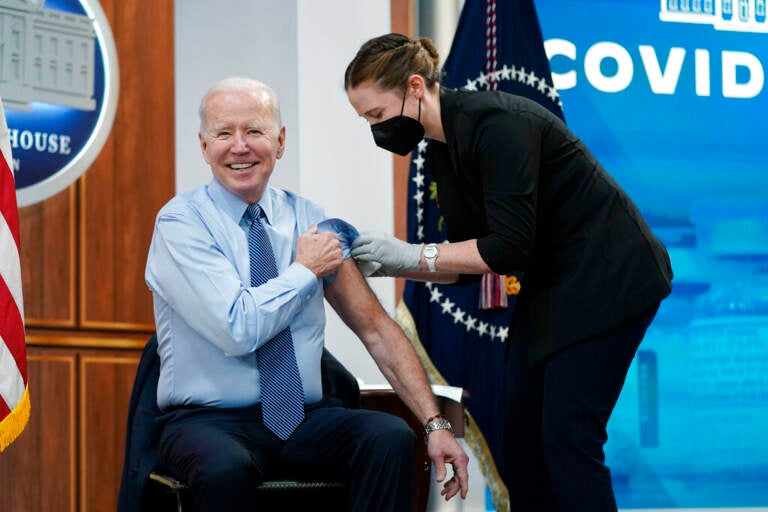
[
  {"left": 423, "top": 243, "right": 439, "bottom": 272},
  {"left": 424, "top": 416, "right": 454, "bottom": 441}
]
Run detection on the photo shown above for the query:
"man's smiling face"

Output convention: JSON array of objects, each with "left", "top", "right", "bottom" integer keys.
[{"left": 199, "top": 88, "right": 285, "bottom": 204}]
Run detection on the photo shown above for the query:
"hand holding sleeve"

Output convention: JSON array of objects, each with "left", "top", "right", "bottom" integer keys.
[
  {"left": 350, "top": 231, "right": 423, "bottom": 277},
  {"left": 316, "top": 217, "right": 360, "bottom": 285},
  {"left": 316, "top": 217, "right": 359, "bottom": 258}
]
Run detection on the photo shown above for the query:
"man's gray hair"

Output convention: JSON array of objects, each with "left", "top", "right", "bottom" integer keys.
[{"left": 198, "top": 77, "right": 282, "bottom": 133}]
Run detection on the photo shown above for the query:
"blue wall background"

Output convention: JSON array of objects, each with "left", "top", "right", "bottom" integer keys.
[{"left": 536, "top": 0, "right": 768, "bottom": 507}]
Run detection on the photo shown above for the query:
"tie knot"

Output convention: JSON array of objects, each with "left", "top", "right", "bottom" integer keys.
[{"left": 246, "top": 203, "right": 263, "bottom": 222}]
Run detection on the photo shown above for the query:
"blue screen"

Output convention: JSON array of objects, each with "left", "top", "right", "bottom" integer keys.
[{"left": 536, "top": 0, "right": 768, "bottom": 508}]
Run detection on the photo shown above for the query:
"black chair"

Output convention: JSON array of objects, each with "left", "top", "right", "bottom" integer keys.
[
  {"left": 118, "top": 334, "right": 359, "bottom": 512},
  {"left": 148, "top": 471, "right": 345, "bottom": 512}
]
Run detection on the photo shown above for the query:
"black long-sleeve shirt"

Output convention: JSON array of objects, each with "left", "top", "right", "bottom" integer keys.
[{"left": 427, "top": 88, "right": 672, "bottom": 362}]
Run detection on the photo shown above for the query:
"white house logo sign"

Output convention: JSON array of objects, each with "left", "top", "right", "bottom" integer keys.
[
  {"left": 660, "top": 0, "right": 767, "bottom": 33},
  {"left": 0, "top": 0, "right": 118, "bottom": 206}
]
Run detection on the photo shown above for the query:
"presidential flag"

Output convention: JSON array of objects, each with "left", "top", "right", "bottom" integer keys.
[
  {"left": 395, "top": 1, "right": 564, "bottom": 510},
  {"left": 0, "top": 98, "right": 29, "bottom": 451}
]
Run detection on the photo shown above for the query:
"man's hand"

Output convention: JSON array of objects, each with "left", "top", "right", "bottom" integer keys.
[
  {"left": 427, "top": 429, "right": 470, "bottom": 501},
  {"left": 295, "top": 225, "right": 343, "bottom": 277},
  {"left": 350, "top": 231, "right": 423, "bottom": 277}
]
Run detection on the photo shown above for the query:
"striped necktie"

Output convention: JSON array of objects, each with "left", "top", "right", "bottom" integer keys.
[{"left": 246, "top": 203, "right": 305, "bottom": 440}]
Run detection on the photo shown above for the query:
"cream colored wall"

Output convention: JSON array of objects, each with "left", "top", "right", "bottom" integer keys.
[
  {"left": 174, "top": 0, "right": 393, "bottom": 384},
  {"left": 174, "top": 3, "right": 491, "bottom": 510}
]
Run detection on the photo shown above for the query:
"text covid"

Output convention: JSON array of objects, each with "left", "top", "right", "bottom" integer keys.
[{"left": 545, "top": 38, "right": 764, "bottom": 98}]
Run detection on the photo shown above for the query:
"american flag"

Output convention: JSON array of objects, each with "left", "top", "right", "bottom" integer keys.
[{"left": 0, "top": 97, "right": 29, "bottom": 451}]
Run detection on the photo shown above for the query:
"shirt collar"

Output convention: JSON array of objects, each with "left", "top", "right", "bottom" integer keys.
[{"left": 207, "top": 178, "right": 275, "bottom": 225}]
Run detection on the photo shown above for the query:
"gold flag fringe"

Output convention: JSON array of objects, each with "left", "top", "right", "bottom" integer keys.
[
  {"left": 0, "top": 385, "right": 31, "bottom": 452},
  {"left": 395, "top": 301, "right": 510, "bottom": 512}
]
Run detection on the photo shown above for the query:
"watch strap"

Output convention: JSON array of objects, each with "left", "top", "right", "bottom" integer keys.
[
  {"left": 424, "top": 243, "right": 438, "bottom": 272},
  {"left": 424, "top": 418, "right": 454, "bottom": 441}
]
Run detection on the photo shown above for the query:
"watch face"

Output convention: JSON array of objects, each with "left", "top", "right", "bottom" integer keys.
[{"left": 425, "top": 245, "right": 438, "bottom": 258}]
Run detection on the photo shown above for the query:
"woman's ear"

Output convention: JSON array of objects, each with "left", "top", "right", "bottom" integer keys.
[{"left": 407, "top": 74, "right": 426, "bottom": 98}]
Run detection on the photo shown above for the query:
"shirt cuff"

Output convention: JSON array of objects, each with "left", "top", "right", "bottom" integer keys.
[{"left": 283, "top": 262, "right": 320, "bottom": 302}]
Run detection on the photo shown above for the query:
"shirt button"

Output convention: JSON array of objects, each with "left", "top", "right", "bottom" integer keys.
[{"left": 305, "top": 294, "right": 312, "bottom": 300}]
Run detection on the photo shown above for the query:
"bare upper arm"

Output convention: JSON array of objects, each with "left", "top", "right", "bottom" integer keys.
[{"left": 324, "top": 259, "right": 388, "bottom": 340}]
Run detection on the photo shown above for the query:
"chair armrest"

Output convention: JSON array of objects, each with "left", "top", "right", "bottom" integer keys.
[{"left": 149, "top": 471, "right": 188, "bottom": 491}]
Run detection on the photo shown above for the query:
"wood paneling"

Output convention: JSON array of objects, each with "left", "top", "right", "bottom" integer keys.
[
  {"left": 79, "top": 0, "right": 174, "bottom": 330},
  {"left": 80, "top": 353, "right": 140, "bottom": 512},
  {"left": 391, "top": 0, "right": 416, "bottom": 301},
  {"left": 17, "top": 2, "right": 174, "bottom": 332},
  {"left": 0, "top": 351, "right": 77, "bottom": 512},
  {"left": 0, "top": 345, "right": 143, "bottom": 512},
  {"left": 26, "top": 329, "right": 148, "bottom": 350},
  {"left": 10, "top": 1, "right": 174, "bottom": 510},
  {"left": 19, "top": 186, "right": 77, "bottom": 327},
  {"left": 391, "top": 0, "right": 416, "bottom": 36}
]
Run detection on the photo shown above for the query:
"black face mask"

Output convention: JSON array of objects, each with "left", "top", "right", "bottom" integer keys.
[{"left": 370, "top": 94, "right": 424, "bottom": 156}]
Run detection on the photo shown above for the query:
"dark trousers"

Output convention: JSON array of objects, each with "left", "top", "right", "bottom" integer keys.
[
  {"left": 158, "top": 399, "right": 415, "bottom": 512},
  {"left": 502, "top": 303, "right": 660, "bottom": 512}
]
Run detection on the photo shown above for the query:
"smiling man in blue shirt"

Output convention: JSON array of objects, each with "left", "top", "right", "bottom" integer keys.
[{"left": 144, "top": 77, "right": 468, "bottom": 512}]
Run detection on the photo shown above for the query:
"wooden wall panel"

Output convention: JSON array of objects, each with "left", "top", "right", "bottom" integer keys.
[
  {"left": 9, "top": 0, "right": 173, "bottom": 510},
  {"left": 19, "top": 186, "right": 77, "bottom": 327},
  {"left": 80, "top": 353, "right": 140, "bottom": 512},
  {"left": 391, "top": 0, "right": 416, "bottom": 301},
  {"left": 80, "top": 0, "right": 175, "bottom": 330},
  {"left": 0, "top": 351, "right": 77, "bottom": 512}
]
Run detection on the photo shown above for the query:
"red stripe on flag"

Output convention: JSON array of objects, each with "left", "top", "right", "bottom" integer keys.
[
  {"left": 0, "top": 151, "right": 20, "bottom": 252},
  {"left": 0, "top": 140, "right": 25, "bottom": 384},
  {"left": 0, "top": 274, "right": 26, "bottom": 383},
  {"left": 0, "top": 395, "right": 10, "bottom": 418}
]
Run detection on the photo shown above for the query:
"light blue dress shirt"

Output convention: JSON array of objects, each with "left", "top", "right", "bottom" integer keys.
[{"left": 145, "top": 179, "right": 330, "bottom": 410}]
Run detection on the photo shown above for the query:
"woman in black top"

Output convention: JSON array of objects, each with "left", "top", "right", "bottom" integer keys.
[{"left": 345, "top": 33, "right": 673, "bottom": 512}]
